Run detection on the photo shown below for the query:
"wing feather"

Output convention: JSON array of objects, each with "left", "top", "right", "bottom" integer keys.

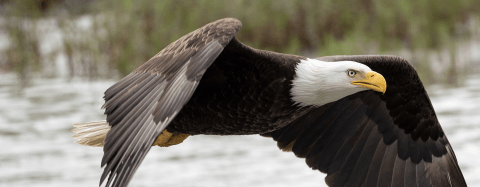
[
  {"left": 391, "top": 156, "right": 406, "bottom": 187},
  {"left": 329, "top": 115, "right": 373, "bottom": 186},
  {"left": 99, "top": 18, "right": 242, "bottom": 187},
  {"left": 268, "top": 55, "right": 467, "bottom": 186},
  {"left": 404, "top": 158, "right": 417, "bottom": 187},
  {"left": 377, "top": 140, "right": 397, "bottom": 186},
  {"left": 315, "top": 105, "right": 362, "bottom": 172},
  {"left": 364, "top": 137, "right": 388, "bottom": 187},
  {"left": 344, "top": 125, "right": 384, "bottom": 186}
]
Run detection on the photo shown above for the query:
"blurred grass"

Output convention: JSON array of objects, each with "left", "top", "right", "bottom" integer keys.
[{"left": 1, "top": 0, "right": 479, "bottom": 84}]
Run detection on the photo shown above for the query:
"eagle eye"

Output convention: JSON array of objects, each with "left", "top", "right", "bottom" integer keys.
[{"left": 347, "top": 70, "right": 357, "bottom": 77}]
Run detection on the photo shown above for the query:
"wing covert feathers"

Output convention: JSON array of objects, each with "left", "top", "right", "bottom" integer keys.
[
  {"left": 99, "top": 18, "right": 241, "bottom": 187},
  {"left": 270, "top": 55, "right": 467, "bottom": 187}
]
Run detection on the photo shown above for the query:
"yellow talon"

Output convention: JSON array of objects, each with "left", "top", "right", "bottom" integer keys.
[{"left": 153, "top": 129, "right": 190, "bottom": 147}]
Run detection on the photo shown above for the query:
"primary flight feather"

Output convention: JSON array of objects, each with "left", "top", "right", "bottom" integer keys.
[{"left": 72, "top": 18, "right": 466, "bottom": 187}]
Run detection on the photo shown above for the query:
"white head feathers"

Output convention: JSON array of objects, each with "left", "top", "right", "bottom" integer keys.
[{"left": 290, "top": 58, "right": 372, "bottom": 107}]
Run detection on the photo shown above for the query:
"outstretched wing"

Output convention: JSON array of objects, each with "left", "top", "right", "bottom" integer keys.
[
  {"left": 100, "top": 18, "right": 242, "bottom": 187},
  {"left": 269, "top": 55, "right": 467, "bottom": 187}
]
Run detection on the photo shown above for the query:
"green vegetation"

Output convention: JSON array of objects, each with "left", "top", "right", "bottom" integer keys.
[{"left": 1, "top": 0, "right": 479, "bottom": 84}]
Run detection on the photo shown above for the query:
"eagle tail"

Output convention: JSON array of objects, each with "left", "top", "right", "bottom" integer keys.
[{"left": 72, "top": 121, "right": 110, "bottom": 147}]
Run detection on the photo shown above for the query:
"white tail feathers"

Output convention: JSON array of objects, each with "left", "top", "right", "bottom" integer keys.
[{"left": 72, "top": 121, "right": 110, "bottom": 147}]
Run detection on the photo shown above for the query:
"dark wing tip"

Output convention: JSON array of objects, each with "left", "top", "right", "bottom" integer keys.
[{"left": 268, "top": 55, "right": 466, "bottom": 186}]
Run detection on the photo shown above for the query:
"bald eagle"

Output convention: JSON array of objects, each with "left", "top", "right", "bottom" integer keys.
[{"left": 72, "top": 18, "right": 467, "bottom": 187}]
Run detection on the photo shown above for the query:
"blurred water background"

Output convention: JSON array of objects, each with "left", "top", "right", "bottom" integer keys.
[{"left": 1, "top": 0, "right": 480, "bottom": 186}]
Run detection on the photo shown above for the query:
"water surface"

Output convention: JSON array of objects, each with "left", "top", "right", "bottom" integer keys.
[{"left": 1, "top": 74, "right": 479, "bottom": 187}]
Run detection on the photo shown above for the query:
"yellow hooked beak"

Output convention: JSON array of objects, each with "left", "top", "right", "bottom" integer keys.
[{"left": 351, "top": 71, "right": 387, "bottom": 94}]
